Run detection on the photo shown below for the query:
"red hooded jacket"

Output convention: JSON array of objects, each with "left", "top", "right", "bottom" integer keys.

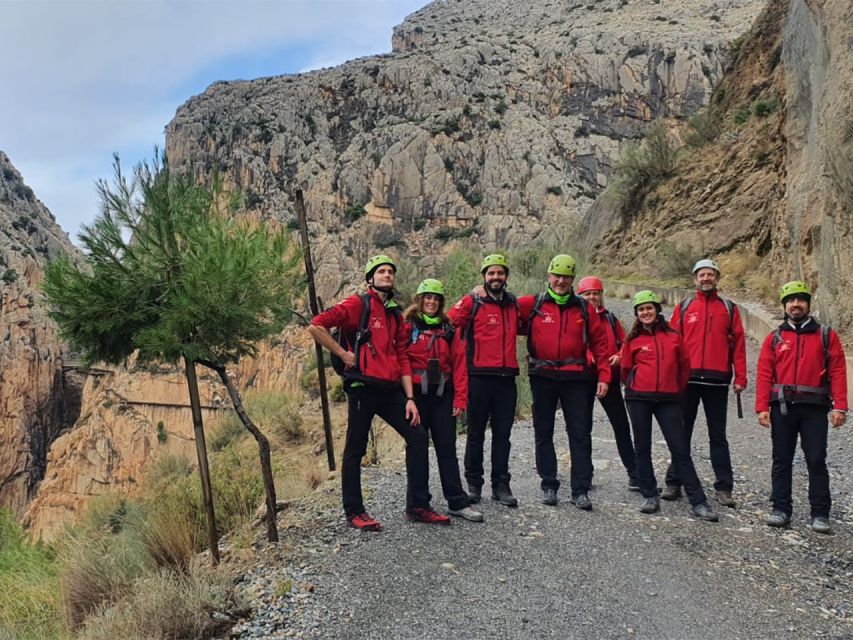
[
  {"left": 621, "top": 324, "right": 690, "bottom": 401},
  {"left": 755, "top": 319, "right": 848, "bottom": 413},
  {"left": 518, "top": 293, "right": 612, "bottom": 383},
  {"left": 310, "top": 290, "right": 411, "bottom": 386},
  {"left": 670, "top": 290, "right": 747, "bottom": 387},
  {"left": 405, "top": 317, "right": 468, "bottom": 411},
  {"left": 448, "top": 293, "right": 519, "bottom": 376}
]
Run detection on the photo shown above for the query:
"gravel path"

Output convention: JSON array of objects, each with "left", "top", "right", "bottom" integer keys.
[{"left": 227, "top": 300, "right": 853, "bottom": 639}]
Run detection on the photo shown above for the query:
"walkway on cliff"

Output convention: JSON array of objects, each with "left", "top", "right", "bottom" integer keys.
[{"left": 227, "top": 298, "right": 853, "bottom": 640}]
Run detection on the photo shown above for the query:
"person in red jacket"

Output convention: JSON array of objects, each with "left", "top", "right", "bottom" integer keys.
[
  {"left": 664, "top": 258, "right": 747, "bottom": 508},
  {"left": 308, "top": 255, "right": 448, "bottom": 530},
  {"left": 577, "top": 276, "right": 639, "bottom": 491},
  {"left": 621, "top": 290, "right": 719, "bottom": 521},
  {"left": 755, "top": 281, "right": 847, "bottom": 534},
  {"left": 404, "top": 278, "right": 483, "bottom": 522},
  {"left": 517, "top": 255, "right": 611, "bottom": 510},
  {"left": 448, "top": 254, "right": 520, "bottom": 507}
]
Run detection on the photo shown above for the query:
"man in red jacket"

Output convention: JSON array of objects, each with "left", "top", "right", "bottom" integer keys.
[
  {"left": 308, "top": 255, "right": 448, "bottom": 530},
  {"left": 665, "top": 259, "right": 747, "bottom": 508},
  {"left": 756, "top": 281, "right": 847, "bottom": 534},
  {"left": 518, "top": 255, "right": 612, "bottom": 510},
  {"left": 448, "top": 254, "right": 520, "bottom": 507}
]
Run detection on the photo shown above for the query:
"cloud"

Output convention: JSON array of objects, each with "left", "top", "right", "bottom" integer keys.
[{"left": 0, "top": 0, "right": 427, "bottom": 239}]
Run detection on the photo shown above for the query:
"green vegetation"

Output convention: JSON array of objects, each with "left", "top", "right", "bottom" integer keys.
[
  {"left": 546, "top": 186, "right": 563, "bottom": 196},
  {"left": 685, "top": 107, "right": 721, "bottom": 147},
  {"left": 344, "top": 203, "right": 367, "bottom": 223}
]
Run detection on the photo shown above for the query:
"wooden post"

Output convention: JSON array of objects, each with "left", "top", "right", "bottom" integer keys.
[
  {"left": 184, "top": 355, "right": 219, "bottom": 564},
  {"left": 295, "top": 190, "right": 336, "bottom": 471}
]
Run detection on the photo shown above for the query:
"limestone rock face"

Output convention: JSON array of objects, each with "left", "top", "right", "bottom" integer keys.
[
  {"left": 166, "top": 0, "right": 762, "bottom": 302},
  {"left": 0, "top": 152, "right": 82, "bottom": 517}
]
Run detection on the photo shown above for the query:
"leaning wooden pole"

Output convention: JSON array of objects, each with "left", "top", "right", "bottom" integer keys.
[{"left": 295, "top": 189, "right": 336, "bottom": 471}]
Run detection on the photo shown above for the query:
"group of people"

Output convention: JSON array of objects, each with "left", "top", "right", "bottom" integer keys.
[{"left": 307, "top": 253, "right": 848, "bottom": 534}]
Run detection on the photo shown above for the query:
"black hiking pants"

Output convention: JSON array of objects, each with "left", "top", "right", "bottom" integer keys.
[
  {"left": 598, "top": 370, "right": 637, "bottom": 480},
  {"left": 464, "top": 375, "right": 517, "bottom": 491}
]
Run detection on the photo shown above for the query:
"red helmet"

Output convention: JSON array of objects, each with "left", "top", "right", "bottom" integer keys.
[{"left": 577, "top": 276, "right": 603, "bottom": 294}]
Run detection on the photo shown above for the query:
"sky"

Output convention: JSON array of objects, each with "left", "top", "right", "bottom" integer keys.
[{"left": 0, "top": 0, "right": 428, "bottom": 242}]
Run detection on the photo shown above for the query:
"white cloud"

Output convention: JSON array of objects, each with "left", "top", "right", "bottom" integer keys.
[{"left": 0, "top": 0, "right": 427, "bottom": 239}]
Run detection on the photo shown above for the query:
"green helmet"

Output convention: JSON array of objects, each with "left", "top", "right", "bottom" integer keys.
[
  {"left": 632, "top": 290, "right": 661, "bottom": 308},
  {"left": 779, "top": 280, "right": 811, "bottom": 303},
  {"left": 416, "top": 278, "right": 445, "bottom": 297},
  {"left": 364, "top": 254, "right": 397, "bottom": 281},
  {"left": 547, "top": 254, "right": 577, "bottom": 277},
  {"left": 481, "top": 253, "right": 509, "bottom": 274}
]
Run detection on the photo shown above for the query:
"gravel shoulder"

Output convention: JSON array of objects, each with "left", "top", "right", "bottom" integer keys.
[{"left": 228, "top": 300, "right": 853, "bottom": 639}]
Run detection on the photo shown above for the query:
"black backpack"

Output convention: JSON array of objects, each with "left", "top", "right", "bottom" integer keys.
[{"left": 329, "top": 293, "right": 402, "bottom": 378}]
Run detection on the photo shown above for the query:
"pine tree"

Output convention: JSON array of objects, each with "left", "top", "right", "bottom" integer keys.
[{"left": 44, "top": 154, "right": 304, "bottom": 558}]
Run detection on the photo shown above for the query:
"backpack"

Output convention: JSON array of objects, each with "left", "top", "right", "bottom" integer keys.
[
  {"left": 602, "top": 310, "right": 622, "bottom": 350},
  {"left": 409, "top": 321, "right": 456, "bottom": 349},
  {"left": 526, "top": 292, "right": 589, "bottom": 362},
  {"left": 770, "top": 323, "right": 832, "bottom": 384},
  {"left": 329, "top": 293, "right": 402, "bottom": 378},
  {"left": 678, "top": 295, "right": 735, "bottom": 337}
]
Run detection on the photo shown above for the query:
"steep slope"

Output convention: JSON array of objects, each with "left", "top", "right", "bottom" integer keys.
[{"left": 166, "top": 0, "right": 762, "bottom": 301}]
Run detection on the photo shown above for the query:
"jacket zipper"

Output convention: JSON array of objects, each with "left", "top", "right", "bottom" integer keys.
[{"left": 653, "top": 331, "right": 660, "bottom": 393}]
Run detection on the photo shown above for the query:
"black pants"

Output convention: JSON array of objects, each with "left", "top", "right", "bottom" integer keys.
[
  {"left": 665, "top": 384, "right": 733, "bottom": 492},
  {"left": 598, "top": 371, "right": 637, "bottom": 479},
  {"left": 465, "top": 375, "right": 517, "bottom": 491},
  {"left": 414, "top": 385, "right": 470, "bottom": 510},
  {"left": 342, "top": 385, "right": 430, "bottom": 516},
  {"left": 531, "top": 376, "right": 596, "bottom": 496},
  {"left": 627, "top": 400, "right": 708, "bottom": 506},
  {"left": 770, "top": 404, "right": 831, "bottom": 518}
]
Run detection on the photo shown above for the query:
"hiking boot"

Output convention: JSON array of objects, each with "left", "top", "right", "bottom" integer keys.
[
  {"left": 716, "top": 490, "right": 736, "bottom": 508},
  {"left": 627, "top": 476, "right": 641, "bottom": 492},
  {"left": 571, "top": 493, "right": 592, "bottom": 511},
  {"left": 765, "top": 510, "right": 791, "bottom": 528},
  {"left": 660, "top": 485, "right": 682, "bottom": 501},
  {"left": 406, "top": 507, "right": 451, "bottom": 525},
  {"left": 690, "top": 501, "right": 719, "bottom": 522},
  {"left": 492, "top": 486, "right": 518, "bottom": 508},
  {"left": 542, "top": 488, "right": 558, "bottom": 506},
  {"left": 467, "top": 485, "right": 482, "bottom": 504},
  {"left": 811, "top": 517, "right": 831, "bottom": 534},
  {"left": 640, "top": 496, "right": 660, "bottom": 514},
  {"left": 447, "top": 506, "right": 484, "bottom": 522},
  {"left": 347, "top": 512, "right": 382, "bottom": 531}
]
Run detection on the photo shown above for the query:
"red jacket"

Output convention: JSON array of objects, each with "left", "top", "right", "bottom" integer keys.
[
  {"left": 310, "top": 290, "right": 410, "bottom": 386},
  {"left": 405, "top": 318, "right": 468, "bottom": 410},
  {"left": 598, "top": 307, "right": 626, "bottom": 362},
  {"left": 755, "top": 319, "right": 848, "bottom": 412},
  {"left": 670, "top": 290, "right": 747, "bottom": 387},
  {"left": 621, "top": 325, "right": 690, "bottom": 401},
  {"left": 517, "top": 293, "right": 612, "bottom": 384},
  {"left": 448, "top": 293, "right": 519, "bottom": 376}
]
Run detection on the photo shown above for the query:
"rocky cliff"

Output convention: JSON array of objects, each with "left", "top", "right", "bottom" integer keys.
[
  {"left": 166, "top": 0, "right": 762, "bottom": 302},
  {"left": 0, "top": 151, "right": 82, "bottom": 516}
]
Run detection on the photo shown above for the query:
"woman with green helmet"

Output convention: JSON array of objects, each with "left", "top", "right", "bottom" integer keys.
[
  {"left": 403, "top": 279, "right": 484, "bottom": 522},
  {"left": 620, "top": 290, "right": 719, "bottom": 522}
]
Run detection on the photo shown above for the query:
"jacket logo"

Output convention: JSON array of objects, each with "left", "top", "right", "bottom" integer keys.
[
  {"left": 541, "top": 313, "right": 555, "bottom": 324},
  {"left": 778, "top": 340, "right": 791, "bottom": 353},
  {"left": 487, "top": 314, "right": 499, "bottom": 325},
  {"left": 686, "top": 312, "right": 699, "bottom": 324},
  {"left": 372, "top": 317, "right": 382, "bottom": 329},
  {"left": 640, "top": 345, "right": 652, "bottom": 352}
]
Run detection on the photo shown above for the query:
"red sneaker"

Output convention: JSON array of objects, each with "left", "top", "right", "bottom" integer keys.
[
  {"left": 347, "top": 512, "right": 382, "bottom": 531},
  {"left": 406, "top": 507, "right": 451, "bottom": 525}
]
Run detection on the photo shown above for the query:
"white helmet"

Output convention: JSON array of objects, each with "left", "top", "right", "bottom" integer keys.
[{"left": 692, "top": 258, "right": 720, "bottom": 274}]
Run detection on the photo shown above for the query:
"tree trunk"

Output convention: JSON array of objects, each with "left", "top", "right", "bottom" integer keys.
[
  {"left": 204, "top": 361, "right": 279, "bottom": 543},
  {"left": 183, "top": 355, "right": 219, "bottom": 564}
]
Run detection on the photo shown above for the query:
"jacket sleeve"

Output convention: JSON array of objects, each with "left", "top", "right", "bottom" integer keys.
[
  {"left": 754, "top": 333, "right": 776, "bottom": 413},
  {"left": 669, "top": 300, "right": 683, "bottom": 332},
  {"left": 676, "top": 334, "right": 691, "bottom": 390},
  {"left": 451, "top": 329, "right": 468, "bottom": 411},
  {"left": 395, "top": 315, "right": 412, "bottom": 377},
  {"left": 516, "top": 295, "right": 535, "bottom": 334},
  {"left": 620, "top": 339, "right": 633, "bottom": 385},
  {"left": 731, "top": 305, "right": 748, "bottom": 387},
  {"left": 587, "top": 303, "right": 612, "bottom": 384},
  {"left": 448, "top": 294, "right": 473, "bottom": 329},
  {"left": 310, "top": 294, "right": 359, "bottom": 331},
  {"left": 828, "top": 329, "right": 848, "bottom": 412}
]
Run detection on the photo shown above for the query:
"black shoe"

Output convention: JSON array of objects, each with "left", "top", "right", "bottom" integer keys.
[
  {"left": 716, "top": 490, "right": 736, "bottom": 508},
  {"left": 467, "top": 485, "right": 482, "bottom": 504},
  {"left": 661, "top": 485, "right": 682, "bottom": 501},
  {"left": 542, "top": 488, "right": 558, "bottom": 506},
  {"left": 627, "top": 476, "right": 641, "bottom": 492},
  {"left": 640, "top": 496, "right": 660, "bottom": 514},
  {"left": 765, "top": 510, "right": 791, "bottom": 528},
  {"left": 492, "top": 486, "right": 518, "bottom": 508},
  {"left": 571, "top": 493, "right": 592, "bottom": 511},
  {"left": 690, "top": 501, "right": 719, "bottom": 522},
  {"left": 811, "top": 517, "right": 831, "bottom": 534}
]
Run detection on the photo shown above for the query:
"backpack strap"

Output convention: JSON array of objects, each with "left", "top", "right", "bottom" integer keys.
[
  {"left": 604, "top": 310, "right": 621, "bottom": 350},
  {"left": 526, "top": 292, "right": 550, "bottom": 360},
  {"left": 822, "top": 323, "right": 831, "bottom": 384}
]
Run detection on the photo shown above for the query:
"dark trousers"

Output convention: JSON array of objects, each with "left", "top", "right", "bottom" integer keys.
[
  {"left": 414, "top": 386, "right": 470, "bottom": 510},
  {"left": 665, "top": 384, "right": 733, "bottom": 491},
  {"left": 627, "top": 400, "right": 708, "bottom": 506},
  {"left": 342, "top": 385, "right": 430, "bottom": 516},
  {"left": 465, "top": 375, "right": 517, "bottom": 491},
  {"left": 531, "top": 376, "right": 596, "bottom": 496},
  {"left": 598, "top": 371, "right": 637, "bottom": 479},
  {"left": 770, "top": 404, "right": 831, "bottom": 518}
]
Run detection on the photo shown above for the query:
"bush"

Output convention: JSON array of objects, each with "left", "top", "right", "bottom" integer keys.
[
  {"left": 546, "top": 186, "right": 563, "bottom": 196},
  {"left": 685, "top": 108, "right": 721, "bottom": 147},
  {"left": 656, "top": 240, "right": 702, "bottom": 281},
  {"left": 733, "top": 107, "right": 751, "bottom": 125},
  {"left": 465, "top": 192, "right": 484, "bottom": 206},
  {"left": 344, "top": 204, "right": 367, "bottom": 224},
  {"left": 2, "top": 269, "right": 17, "bottom": 285},
  {"left": 753, "top": 99, "right": 777, "bottom": 118}
]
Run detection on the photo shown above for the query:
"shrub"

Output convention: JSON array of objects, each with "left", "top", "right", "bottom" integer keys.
[
  {"left": 494, "top": 102, "right": 507, "bottom": 115},
  {"left": 2, "top": 269, "right": 17, "bottom": 284},
  {"left": 753, "top": 99, "right": 776, "bottom": 118},
  {"left": 546, "top": 186, "right": 563, "bottom": 196},
  {"left": 465, "top": 192, "right": 484, "bottom": 206},
  {"left": 344, "top": 203, "right": 367, "bottom": 224},
  {"left": 488, "top": 119, "right": 501, "bottom": 130},
  {"left": 734, "top": 107, "right": 751, "bottom": 125},
  {"left": 656, "top": 240, "right": 702, "bottom": 280},
  {"left": 685, "top": 107, "right": 721, "bottom": 147}
]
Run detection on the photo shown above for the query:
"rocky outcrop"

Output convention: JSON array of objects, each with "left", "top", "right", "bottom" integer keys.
[
  {"left": 0, "top": 151, "right": 83, "bottom": 516},
  {"left": 166, "top": 0, "right": 762, "bottom": 302}
]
